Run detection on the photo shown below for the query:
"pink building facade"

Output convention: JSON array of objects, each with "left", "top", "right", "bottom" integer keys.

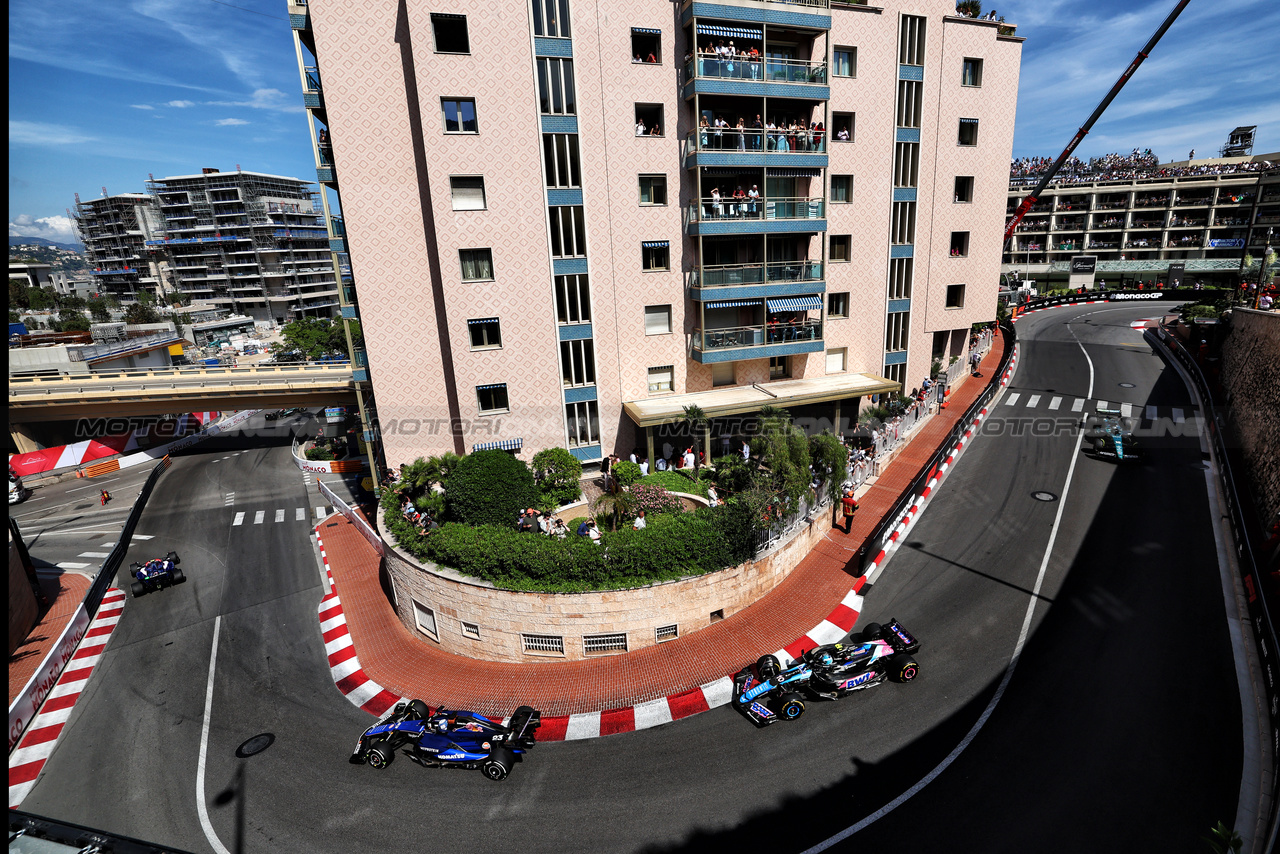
[{"left": 290, "top": 0, "right": 1021, "bottom": 471}]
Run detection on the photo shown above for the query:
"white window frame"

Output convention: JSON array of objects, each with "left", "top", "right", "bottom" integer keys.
[
  {"left": 827, "top": 291, "right": 850, "bottom": 318},
  {"left": 644, "top": 304, "right": 672, "bottom": 335},
  {"left": 830, "top": 235, "right": 851, "bottom": 262},
  {"left": 412, "top": 599, "right": 438, "bottom": 640},
  {"left": 468, "top": 318, "right": 501, "bottom": 350},
  {"left": 946, "top": 283, "right": 966, "bottom": 309},
  {"left": 554, "top": 274, "right": 591, "bottom": 324},
  {"left": 477, "top": 384, "right": 510, "bottom": 414},
  {"left": 459, "top": 248, "right": 494, "bottom": 282},
  {"left": 639, "top": 174, "right": 667, "bottom": 206},
  {"left": 647, "top": 365, "right": 673, "bottom": 394},
  {"left": 831, "top": 175, "right": 853, "bottom": 203},
  {"left": 430, "top": 13, "right": 470, "bottom": 55},
  {"left": 642, "top": 243, "right": 670, "bottom": 271},
  {"left": 560, "top": 338, "right": 597, "bottom": 388},
  {"left": 441, "top": 97, "right": 478, "bottom": 134},
  {"left": 833, "top": 46, "right": 857, "bottom": 78},
  {"left": 826, "top": 347, "right": 847, "bottom": 374},
  {"left": 450, "top": 175, "right": 486, "bottom": 211},
  {"left": 961, "top": 57, "right": 983, "bottom": 87},
  {"left": 565, "top": 400, "right": 600, "bottom": 447}
]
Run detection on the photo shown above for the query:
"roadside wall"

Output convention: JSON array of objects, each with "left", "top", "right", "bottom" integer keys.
[
  {"left": 379, "top": 506, "right": 833, "bottom": 663},
  {"left": 1219, "top": 308, "right": 1280, "bottom": 527},
  {"left": 9, "top": 533, "right": 38, "bottom": 657}
]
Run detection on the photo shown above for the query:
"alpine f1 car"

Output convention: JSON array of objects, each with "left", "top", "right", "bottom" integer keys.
[
  {"left": 732, "top": 619, "right": 921, "bottom": 726},
  {"left": 129, "top": 552, "right": 184, "bottom": 597},
  {"left": 351, "top": 699, "right": 541, "bottom": 781},
  {"left": 1084, "top": 408, "right": 1140, "bottom": 461}
]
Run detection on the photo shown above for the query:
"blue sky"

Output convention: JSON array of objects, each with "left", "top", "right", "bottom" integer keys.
[{"left": 8, "top": 0, "right": 1279, "bottom": 244}]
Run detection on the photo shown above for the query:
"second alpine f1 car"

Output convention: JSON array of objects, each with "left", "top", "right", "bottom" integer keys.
[
  {"left": 351, "top": 699, "right": 541, "bottom": 781},
  {"left": 129, "top": 552, "right": 184, "bottom": 597},
  {"left": 732, "top": 619, "right": 921, "bottom": 726}
]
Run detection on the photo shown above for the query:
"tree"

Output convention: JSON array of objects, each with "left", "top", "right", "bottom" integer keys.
[
  {"left": 87, "top": 297, "right": 112, "bottom": 323},
  {"left": 10, "top": 279, "right": 30, "bottom": 309},
  {"left": 27, "top": 287, "right": 56, "bottom": 310},
  {"left": 443, "top": 450, "right": 538, "bottom": 527},
  {"left": 124, "top": 300, "right": 160, "bottom": 325},
  {"left": 681, "top": 404, "right": 709, "bottom": 473},
  {"left": 53, "top": 312, "right": 91, "bottom": 332},
  {"left": 809, "top": 431, "right": 848, "bottom": 525},
  {"left": 280, "top": 317, "right": 347, "bottom": 359},
  {"left": 531, "top": 447, "right": 583, "bottom": 507},
  {"left": 756, "top": 407, "right": 811, "bottom": 510}
]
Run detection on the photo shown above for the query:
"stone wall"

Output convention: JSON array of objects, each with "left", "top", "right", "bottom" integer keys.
[
  {"left": 378, "top": 505, "right": 836, "bottom": 663},
  {"left": 9, "top": 533, "right": 39, "bottom": 656},
  {"left": 1219, "top": 308, "right": 1280, "bottom": 528}
]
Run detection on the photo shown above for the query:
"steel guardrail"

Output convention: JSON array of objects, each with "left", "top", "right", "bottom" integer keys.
[{"left": 84, "top": 455, "right": 172, "bottom": 619}]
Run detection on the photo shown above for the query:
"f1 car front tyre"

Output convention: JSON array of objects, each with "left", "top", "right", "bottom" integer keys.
[
  {"left": 889, "top": 655, "right": 919, "bottom": 683},
  {"left": 406, "top": 700, "right": 430, "bottom": 720},
  {"left": 365, "top": 741, "right": 394, "bottom": 770},
  {"left": 130, "top": 581, "right": 146, "bottom": 598},
  {"left": 172, "top": 568, "right": 185, "bottom": 584},
  {"left": 482, "top": 752, "right": 513, "bottom": 781},
  {"left": 774, "top": 694, "right": 805, "bottom": 721},
  {"left": 860, "top": 622, "right": 883, "bottom": 642},
  {"left": 756, "top": 654, "right": 781, "bottom": 680},
  {"left": 167, "top": 552, "right": 181, "bottom": 565}
]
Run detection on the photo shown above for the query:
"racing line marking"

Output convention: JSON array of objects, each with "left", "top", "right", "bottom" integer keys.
[
  {"left": 196, "top": 615, "right": 233, "bottom": 854},
  {"left": 55, "top": 562, "right": 89, "bottom": 569}
]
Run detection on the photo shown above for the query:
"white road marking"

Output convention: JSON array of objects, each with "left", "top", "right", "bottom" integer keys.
[
  {"left": 232, "top": 512, "right": 245, "bottom": 526},
  {"left": 78, "top": 552, "right": 111, "bottom": 558},
  {"left": 1096, "top": 400, "right": 1108, "bottom": 410},
  {"left": 1146, "top": 405, "right": 1158, "bottom": 420},
  {"left": 1172, "top": 408, "right": 1185, "bottom": 423},
  {"left": 131, "top": 535, "right": 154, "bottom": 540},
  {"left": 1025, "top": 394, "right": 1041, "bottom": 408},
  {"left": 254, "top": 511, "right": 265, "bottom": 525},
  {"left": 275, "top": 509, "right": 285, "bottom": 523},
  {"left": 1004, "top": 392, "right": 1020, "bottom": 406},
  {"left": 1120, "top": 403, "right": 1133, "bottom": 417},
  {"left": 314, "top": 506, "right": 328, "bottom": 520},
  {"left": 296, "top": 507, "right": 306, "bottom": 521},
  {"left": 1048, "top": 396, "right": 1062, "bottom": 410},
  {"left": 1071, "top": 398, "right": 1085, "bottom": 412},
  {"left": 56, "top": 562, "right": 90, "bottom": 569},
  {"left": 196, "top": 616, "right": 232, "bottom": 854}
]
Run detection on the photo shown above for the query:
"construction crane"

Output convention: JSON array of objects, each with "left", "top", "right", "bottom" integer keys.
[{"left": 1003, "top": 0, "right": 1192, "bottom": 246}]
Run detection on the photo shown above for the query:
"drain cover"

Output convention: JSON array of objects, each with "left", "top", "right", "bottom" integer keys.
[
  {"left": 1118, "top": 382, "right": 1135, "bottom": 388},
  {"left": 235, "top": 733, "right": 275, "bottom": 758},
  {"left": 1031, "top": 491, "right": 1058, "bottom": 502}
]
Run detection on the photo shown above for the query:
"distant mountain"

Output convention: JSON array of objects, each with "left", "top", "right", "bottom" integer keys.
[{"left": 9, "top": 235, "right": 85, "bottom": 252}]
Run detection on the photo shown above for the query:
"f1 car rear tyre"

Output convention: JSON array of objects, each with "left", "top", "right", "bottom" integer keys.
[
  {"left": 365, "top": 741, "right": 394, "bottom": 769},
  {"left": 860, "top": 622, "right": 883, "bottom": 642},
  {"left": 756, "top": 654, "right": 782, "bottom": 680},
  {"left": 889, "top": 655, "right": 919, "bottom": 683},
  {"left": 775, "top": 694, "right": 805, "bottom": 721},
  {"left": 407, "top": 700, "right": 430, "bottom": 720},
  {"left": 172, "top": 568, "right": 185, "bottom": 584},
  {"left": 482, "top": 753, "right": 512, "bottom": 781},
  {"left": 130, "top": 581, "right": 145, "bottom": 598}
]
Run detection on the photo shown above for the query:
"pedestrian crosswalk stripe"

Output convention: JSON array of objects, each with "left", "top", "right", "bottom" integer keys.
[
  {"left": 79, "top": 552, "right": 110, "bottom": 558},
  {"left": 1048, "top": 396, "right": 1062, "bottom": 410},
  {"left": 1096, "top": 400, "right": 1108, "bottom": 410},
  {"left": 275, "top": 509, "right": 285, "bottom": 523},
  {"left": 132, "top": 535, "right": 154, "bottom": 540},
  {"left": 254, "top": 511, "right": 265, "bottom": 525},
  {"left": 1072, "top": 399, "right": 1085, "bottom": 412},
  {"left": 1120, "top": 403, "right": 1133, "bottom": 417},
  {"left": 1005, "top": 392, "right": 1021, "bottom": 406},
  {"left": 57, "top": 562, "right": 90, "bottom": 569},
  {"left": 1172, "top": 408, "right": 1185, "bottom": 423},
  {"left": 1026, "top": 395, "right": 1041, "bottom": 408},
  {"left": 296, "top": 507, "right": 306, "bottom": 521},
  {"left": 1146, "top": 405, "right": 1158, "bottom": 420},
  {"left": 232, "top": 512, "right": 245, "bottom": 526},
  {"left": 314, "top": 506, "right": 326, "bottom": 520}
]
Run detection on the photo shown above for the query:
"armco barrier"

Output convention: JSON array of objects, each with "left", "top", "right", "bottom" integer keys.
[
  {"left": 1017, "top": 287, "right": 1206, "bottom": 314},
  {"left": 317, "top": 478, "right": 383, "bottom": 556},
  {"left": 1150, "top": 325, "right": 1279, "bottom": 853},
  {"left": 857, "top": 322, "right": 1017, "bottom": 573},
  {"left": 84, "top": 455, "right": 172, "bottom": 618}
]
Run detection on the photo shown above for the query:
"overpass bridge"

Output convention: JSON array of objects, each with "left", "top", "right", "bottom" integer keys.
[{"left": 8, "top": 363, "right": 358, "bottom": 424}]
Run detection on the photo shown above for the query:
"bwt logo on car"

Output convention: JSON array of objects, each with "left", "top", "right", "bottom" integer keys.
[{"left": 843, "top": 672, "right": 875, "bottom": 689}]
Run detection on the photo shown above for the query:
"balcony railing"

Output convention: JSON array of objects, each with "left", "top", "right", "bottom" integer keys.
[
  {"left": 688, "top": 196, "right": 825, "bottom": 222},
  {"left": 687, "top": 128, "right": 827, "bottom": 154},
  {"left": 685, "top": 56, "right": 827, "bottom": 85},
  {"left": 1175, "top": 197, "right": 1210, "bottom": 206},
  {"left": 304, "top": 66, "right": 321, "bottom": 93},
  {"left": 694, "top": 320, "right": 823, "bottom": 351},
  {"left": 1094, "top": 201, "right": 1128, "bottom": 209},
  {"left": 692, "top": 260, "right": 823, "bottom": 288}
]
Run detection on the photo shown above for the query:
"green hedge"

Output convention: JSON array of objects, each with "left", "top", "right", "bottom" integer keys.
[
  {"left": 443, "top": 449, "right": 538, "bottom": 526},
  {"left": 636, "top": 470, "right": 710, "bottom": 497}
]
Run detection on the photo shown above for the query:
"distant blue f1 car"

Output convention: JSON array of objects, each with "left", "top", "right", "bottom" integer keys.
[
  {"left": 351, "top": 699, "right": 542, "bottom": 781},
  {"left": 129, "top": 552, "right": 184, "bottom": 597},
  {"left": 732, "top": 619, "right": 921, "bottom": 726}
]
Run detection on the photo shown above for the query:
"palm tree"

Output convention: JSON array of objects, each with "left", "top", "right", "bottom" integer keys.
[
  {"left": 681, "top": 404, "right": 709, "bottom": 474},
  {"left": 591, "top": 490, "right": 634, "bottom": 533}
]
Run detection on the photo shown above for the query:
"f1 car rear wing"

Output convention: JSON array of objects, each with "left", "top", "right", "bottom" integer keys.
[
  {"left": 884, "top": 619, "right": 920, "bottom": 654},
  {"left": 1095, "top": 407, "right": 1123, "bottom": 417},
  {"left": 508, "top": 706, "right": 542, "bottom": 748}
]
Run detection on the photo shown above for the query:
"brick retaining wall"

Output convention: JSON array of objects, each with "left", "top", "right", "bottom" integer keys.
[{"left": 1219, "top": 308, "right": 1280, "bottom": 527}]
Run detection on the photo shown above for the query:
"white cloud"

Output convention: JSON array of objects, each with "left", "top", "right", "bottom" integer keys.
[
  {"left": 9, "top": 214, "right": 79, "bottom": 243},
  {"left": 9, "top": 120, "right": 94, "bottom": 145},
  {"left": 131, "top": 103, "right": 155, "bottom": 110},
  {"left": 215, "top": 118, "right": 249, "bottom": 126},
  {"left": 167, "top": 99, "right": 195, "bottom": 108},
  {"left": 207, "top": 88, "right": 304, "bottom": 114}
]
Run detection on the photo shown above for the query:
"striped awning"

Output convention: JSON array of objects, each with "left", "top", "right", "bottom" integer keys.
[
  {"left": 632, "top": 27, "right": 661, "bottom": 35},
  {"left": 767, "top": 168, "right": 823, "bottom": 178},
  {"left": 476, "top": 383, "right": 507, "bottom": 391},
  {"left": 706, "top": 299, "right": 761, "bottom": 309},
  {"left": 642, "top": 240, "right": 670, "bottom": 248},
  {"left": 467, "top": 317, "right": 498, "bottom": 325},
  {"left": 695, "top": 24, "right": 763, "bottom": 40},
  {"left": 473, "top": 438, "right": 523, "bottom": 452},
  {"left": 703, "top": 167, "right": 757, "bottom": 175},
  {"left": 960, "top": 117, "right": 979, "bottom": 124},
  {"left": 766, "top": 296, "right": 823, "bottom": 312}
]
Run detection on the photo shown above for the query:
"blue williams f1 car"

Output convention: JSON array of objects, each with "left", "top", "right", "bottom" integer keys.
[
  {"left": 129, "top": 552, "right": 184, "bottom": 597},
  {"left": 732, "top": 619, "right": 921, "bottom": 726},
  {"left": 351, "top": 699, "right": 541, "bottom": 781}
]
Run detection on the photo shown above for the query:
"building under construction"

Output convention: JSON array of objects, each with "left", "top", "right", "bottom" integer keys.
[
  {"left": 141, "top": 168, "right": 341, "bottom": 324},
  {"left": 71, "top": 192, "right": 168, "bottom": 304}
]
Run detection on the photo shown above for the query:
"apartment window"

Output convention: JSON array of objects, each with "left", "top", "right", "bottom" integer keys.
[
  {"left": 536, "top": 58, "right": 577, "bottom": 115},
  {"left": 655, "top": 624, "right": 679, "bottom": 642},
  {"left": 543, "top": 134, "right": 581, "bottom": 188},
  {"left": 431, "top": 14, "right": 470, "bottom": 54},
  {"left": 712, "top": 362, "right": 734, "bottom": 387},
  {"left": 442, "top": 98, "right": 478, "bottom": 133},
  {"left": 831, "top": 175, "right": 853, "bottom": 203},
  {"left": 833, "top": 46, "right": 857, "bottom": 77},
  {"left": 639, "top": 175, "right": 667, "bottom": 206},
  {"left": 889, "top": 258, "right": 913, "bottom": 300},
  {"left": 631, "top": 29, "right": 660, "bottom": 63},
  {"left": 548, "top": 206, "right": 587, "bottom": 257},
  {"left": 899, "top": 14, "right": 927, "bottom": 65},
  {"left": 642, "top": 242, "right": 670, "bottom": 271},
  {"left": 565, "top": 400, "right": 600, "bottom": 447},
  {"left": 521, "top": 632, "right": 565, "bottom": 655},
  {"left": 959, "top": 118, "right": 979, "bottom": 146},
  {"left": 644, "top": 304, "right": 671, "bottom": 335},
  {"left": 635, "top": 103, "right": 664, "bottom": 136},
  {"left": 883, "top": 362, "right": 905, "bottom": 392},
  {"left": 961, "top": 57, "right": 983, "bottom": 87},
  {"left": 459, "top": 248, "right": 493, "bottom": 281},
  {"left": 477, "top": 383, "right": 509, "bottom": 413},
  {"left": 769, "top": 356, "right": 790, "bottom": 380},
  {"left": 828, "top": 292, "right": 850, "bottom": 318},
  {"left": 532, "top": 0, "right": 571, "bottom": 38},
  {"left": 560, "top": 339, "right": 596, "bottom": 387},
  {"left": 555, "top": 274, "right": 591, "bottom": 324},
  {"left": 950, "top": 232, "right": 970, "bottom": 257},
  {"left": 826, "top": 348, "right": 847, "bottom": 373},
  {"left": 886, "top": 311, "right": 909, "bottom": 352},
  {"left": 830, "top": 235, "right": 851, "bottom": 262},
  {"left": 954, "top": 176, "right": 974, "bottom": 203},
  {"left": 412, "top": 599, "right": 438, "bottom": 639},
  {"left": 468, "top": 317, "right": 501, "bottom": 350},
  {"left": 891, "top": 202, "right": 916, "bottom": 244},
  {"left": 648, "top": 365, "right": 673, "bottom": 394},
  {"left": 897, "top": 80, "right": 923, "bottom": 128},
  {"left": 461, "top": 621, "right": 481, "bottom": 640},
  {"left": 895, "top": 142, "right": 920, "bottom": 188},
  {"left": 833, "top": 112, "right": 855, "bottom": 142},
  {"left": 583, "top": 632, "right": 628, "bottom": 655},
  {"left": 946, "top": 284, "right": 966, "bottom": 308},
  {"left": 450, "top": 176, "right": 486, "bottom": 211}
]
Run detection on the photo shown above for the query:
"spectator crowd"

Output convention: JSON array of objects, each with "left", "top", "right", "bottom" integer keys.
[{"left": 1010, "top": 148, "right": 1275, "bottom": 185}]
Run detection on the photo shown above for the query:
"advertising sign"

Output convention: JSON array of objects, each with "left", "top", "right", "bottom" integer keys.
[
  {"left": 1069, "top": 255, "right": 1098, "bottom": 274},
  {"left": 1207, "top": 239, "right": 1245, "bottom": 249},
  {"left": 9, "top": 605, "right": 90, "bottom": 752},
  {"left": 1167, "top": 262, "right": 1185, "bottom": 288}
]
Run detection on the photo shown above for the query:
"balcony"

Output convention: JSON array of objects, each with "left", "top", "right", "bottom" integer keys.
[
  {"left": 691, "top": 320, "right": 824, "bottom": 363},
  {"left": 686, "top": 196, "right": 825, "bottom": 235},
  {"left": 683, "top": 56, "right": 828, "bottom": 100},
  {"left": 684, "top": 129, "right": 827, "bottom": 168},
  {"left": 303, "top": 66, "right": 323, "bottom": 110},
  {"left": 680, "top": 0, "right": 832, "bottom": 30},
  {"left": 689, "top": 260, "right": 823, "bottom": 300}
]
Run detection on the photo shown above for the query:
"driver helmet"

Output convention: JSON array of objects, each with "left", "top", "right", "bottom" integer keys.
[
  {"left": 818, "top": 652, "right": 834, "bottom": 667},
  {"left": 435, "top": 717, "right": 449, "bottom": 734}
]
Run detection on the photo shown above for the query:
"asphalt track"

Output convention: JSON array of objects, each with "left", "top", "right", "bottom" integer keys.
[{"left": 20, "top": 304, "right": 1242, "bottom": 853}]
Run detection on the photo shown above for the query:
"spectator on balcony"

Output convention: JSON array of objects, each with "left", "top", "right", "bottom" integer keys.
[
  {"left": 635, "top": 118, "right": 646, "bottom": 137},
  {"left": 711, "top": 186, "right": 723, "bottom": 219},
  {"left": 812, "top": 121, "right": 824, "bottom": 150},
  {"left": 748, "top": 185, "right": 760, "bottom": 217},
  {"left": 646, "top": 51, "right": 657, "bottom": 64},
  {"left": 837, "top": 124, "right": 850, "bottom": 142},
  {"left": 733, "top": 186, "right": 747, "bottom": 216},
  {"left": 700, "top": 115, "right": 711, "bottom": 148},
  {"left": 747, "top": 45, "right": 761, "bottom": 79},
  {"left": 714, "top": 115, "right": 727, "bottom": 149},
  {"left": 649, "top": 123, "right": 661, "bottom": 136},
  {"left": 752, "top": 115, "right": 764, "bottom": 150}
]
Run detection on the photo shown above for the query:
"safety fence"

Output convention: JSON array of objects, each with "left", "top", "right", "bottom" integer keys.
[
  {"left": 317, "top": 478, "right": 384, "bottom": 556},
  {"left": 1016, "top": 287, "right": 1205, "bottom": 314},
  {"left": 1151, "top": 325, "right": 1279, "bottom": 853}
]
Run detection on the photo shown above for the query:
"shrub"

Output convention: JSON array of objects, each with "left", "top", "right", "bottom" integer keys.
[
  {"left": 305, "top": 446, "right": 334, "bottom": 461},
  {"left": 612, "top": 460, "right": 642, "bottom": 487},
  {"left": 636, "top": 470, "right": 709, "bottom": 497},
  {"left": 443, "top": 450, "right": 539, "bottom": 526},
  {"left": 414, "top": 492, "right": 445, "bottom": 517},
  {"left": 531, "top": 447, "right": 583, "bottom": 507},
  {"left": 712, "top": 454, "right": 755, "bottom": 494},
  {"left": 629, "top": 484, "right": 683, "bottom": 517}
]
